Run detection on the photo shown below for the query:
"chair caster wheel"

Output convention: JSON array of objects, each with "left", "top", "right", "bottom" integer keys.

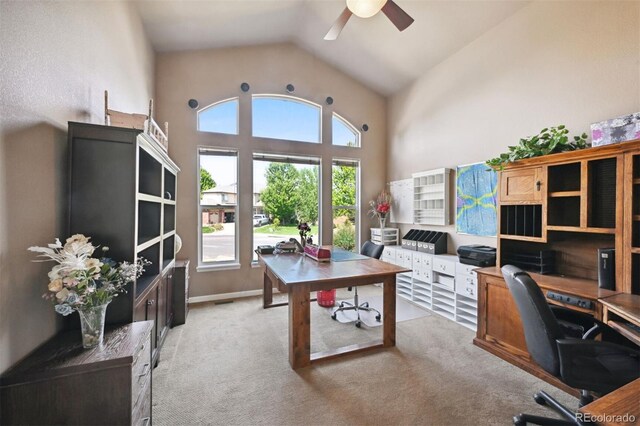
[
  {"left": 376, "top": 315, "right": 381, "bottom": 322},
  {"left": 362, "top": 302, "right": 369, "bottom": 308},
  {"left": 331, "top": 313, "right": 337, "bottom": 320},
  {"left": 533, "top": 393, "right": 546, "bottom": 406},
  {"left": 355, "top": 321, "right": 361, "bottom": 328},
  {"left": 513, "top": 414, "right": 525, "bottom": 426}
]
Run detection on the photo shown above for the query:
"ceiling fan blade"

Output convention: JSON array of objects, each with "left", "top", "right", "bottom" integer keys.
[
  {"left": 324, "top": 7, "right": 352, "bottom": 40},
  {"left": 381, "top": 0, "right": 414, "bottom": 32}
]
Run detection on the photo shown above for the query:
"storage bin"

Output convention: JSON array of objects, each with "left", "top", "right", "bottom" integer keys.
[{"left": 317, "top": 289, "right": 336, "bottom": 307}]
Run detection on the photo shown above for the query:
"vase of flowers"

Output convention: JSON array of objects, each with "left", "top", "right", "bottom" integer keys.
[
  {"left": 29, "top": 234, "right": 149, "bottom": 349},
  {"left": 368, "top": 190, "right": 391, "bottom": 229},
  {"left": 297, "top": 222, "right": 312, "bottom": 247}
]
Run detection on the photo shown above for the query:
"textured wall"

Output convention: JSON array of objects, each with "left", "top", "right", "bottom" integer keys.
[
  {"left": 155, "top": 43, "right": 386, "bottom": 297},
  {"left": 388, "top": 1, "right": 640, "bottom": 250},
  {"left": 0, "top": 1, "right": 154, "bottom": 373}
]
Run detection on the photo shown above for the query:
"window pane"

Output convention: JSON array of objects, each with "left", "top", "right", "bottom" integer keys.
[
  {"left": 332, "top": 113, "right": 360, "bottom": 147},
  {"left": 253, "top": 157, "right": 320, "bottom": 260},
  {"left": 252, "top": 96, "right": 321, "bottom": 143},
  {"left": 332, "top": 160, "right": 358, "bottom": 252},
  {"left": 198, "top": 98, "right": 238, "bottom": 135},
  {"left": 199, "top": 150, "right": 238, "bottom": 263}
]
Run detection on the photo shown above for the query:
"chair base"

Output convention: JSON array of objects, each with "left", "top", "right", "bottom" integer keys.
[
  {"left": 513, "top": 391, "right": 589, "bottom": 426},
  {"left": 330, "top": 287, "right": 381, "bottom": 328}
]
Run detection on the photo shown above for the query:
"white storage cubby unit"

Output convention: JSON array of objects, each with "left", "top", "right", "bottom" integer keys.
[
  {"left": 412, "top": 168, "right": 451, "bottom": 226},
  {"left": 381, "top": 246, "right": 478, "bottom": 331},
  {"left": 370, "top": 228, "right": 399, "bottom": 245}
]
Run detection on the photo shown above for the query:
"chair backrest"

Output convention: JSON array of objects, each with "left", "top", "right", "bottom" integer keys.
[
  {"left": 361, "top": 240, "right": 384, "bottom": 260},
  {"left": 502, "top": 265, "right": 565, "bottom": 376}
]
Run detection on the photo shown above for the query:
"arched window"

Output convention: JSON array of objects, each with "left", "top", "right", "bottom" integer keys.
[
  {"left": 197, "top": 98, "right": 239, "bottom": 135},
  {"left": 332, "top": 113, "right": 360, "bottom": 147},
  {"left": 252, "top": 95, "right": 321, "bottom": 143}
]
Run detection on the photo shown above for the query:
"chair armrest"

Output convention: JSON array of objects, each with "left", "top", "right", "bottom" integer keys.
[
  {"left": 549, "top": 305, "right": 606, "bottom": 339},
  {"left": 556, "top": 339, "right": 640, "bottom": 394}
]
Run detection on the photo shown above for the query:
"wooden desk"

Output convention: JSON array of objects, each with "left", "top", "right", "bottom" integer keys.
[
  {"left": 259, "top": 252, "right": 409, "bottom": 369},
  {"left": 600, "top": 293, "right": 640, "bottom": 346},
  {"left": 579, "top": 379, "right": 640, "bottom": 426}
]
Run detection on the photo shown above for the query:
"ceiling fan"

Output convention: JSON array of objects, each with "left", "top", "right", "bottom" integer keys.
[{"left": 324, "top": 0, "right": 414, "bottom": 40}]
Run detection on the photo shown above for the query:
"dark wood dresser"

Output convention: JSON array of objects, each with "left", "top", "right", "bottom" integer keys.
[{"left": 0, "top": 321, "right": 153, "bottom": 425}]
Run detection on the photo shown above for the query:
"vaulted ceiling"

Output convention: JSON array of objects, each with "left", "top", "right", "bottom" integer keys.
[{"left": 135, "top": 0, "right": 529, "bottom": 96}]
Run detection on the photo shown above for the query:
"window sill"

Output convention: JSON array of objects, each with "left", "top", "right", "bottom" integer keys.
[{"left": 196, "top": 263, "right": 241, "bottom": 272}]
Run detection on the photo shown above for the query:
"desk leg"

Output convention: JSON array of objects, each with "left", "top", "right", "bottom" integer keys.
[
  {"left": 289, "top": 284, "right": 310, "bottom": 369},
  {"left": 263, "top": 271, "right": 272, "bottom": 309},
  {"left": 383, "top": 275, "right": 396, "bottom": 347}
]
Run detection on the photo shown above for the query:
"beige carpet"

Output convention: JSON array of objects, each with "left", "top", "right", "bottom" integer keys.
[{"left": 153, "top": 285, "right": 575, "bottom": 425}]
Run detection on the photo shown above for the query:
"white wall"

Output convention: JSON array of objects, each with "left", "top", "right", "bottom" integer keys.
[
  {"left": 388, "top": 1, "right": 640, "bottom": 251},
  {"left": 0, "top": 1, "right": 154, "bottom": 372}
]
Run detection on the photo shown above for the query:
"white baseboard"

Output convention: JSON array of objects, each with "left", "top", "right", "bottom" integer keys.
[{"left": 189, "top": 289, "right": 266, "bottom": 304}]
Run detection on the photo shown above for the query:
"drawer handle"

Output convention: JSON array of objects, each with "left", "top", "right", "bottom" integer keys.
[
  {"left": 138, "top": 363, "right": 151, "bottom": 379},
  {"left": 140, "top": 417, "right": 151, "bottom": 426},
  {"left": 147, "top": 299, "right": 155, "bottom": 306}
]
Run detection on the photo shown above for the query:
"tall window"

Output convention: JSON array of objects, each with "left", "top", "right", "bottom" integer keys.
[
  {"left": 198, "top": 148, "right": 238, "bottom": 266},
  {"left": 252, "top": 154, "right": 320, "bottom": 260},
  {"left": 332, "top": 113, "right": 360, "bottom": 147},
  {"left": 198, "top": 98, "right": 239, "bottom": 135},
  {"left": 332, "top": 159, "right": 359, "bottom": 252},
  {"left": 252, "top": 95, "right": 321, "bottom": 143}
]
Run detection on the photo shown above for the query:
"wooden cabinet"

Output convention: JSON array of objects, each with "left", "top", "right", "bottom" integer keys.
[
  {"left": 0, "top": 322, "right": 153, "bottom": 425},
  {"left": 499, "top": 167, "right": 543, "bottom": 203},
  {"left": 68, "top": 122, "right": 180, "bottom": 364},
  {"left": 475, "top": 267, "right": 617, "bottom": 395},
  {"left": 477, "top": 140, "right": 640, "bottom": 394}
]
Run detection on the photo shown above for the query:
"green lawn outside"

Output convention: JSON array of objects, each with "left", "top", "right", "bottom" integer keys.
[{"left": 253, "top": 224, "right": 318, "bottom": 236}]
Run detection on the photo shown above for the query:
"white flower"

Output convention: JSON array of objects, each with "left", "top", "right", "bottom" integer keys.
[
  {"left": 56, "top": 288, "right": 70, "bottom": 301},
  {"left": 65, "top": 234, "right": 89, "bottom": 245},
  {"left": 85, "top": 258, "right": 103, "bottom": 271}
]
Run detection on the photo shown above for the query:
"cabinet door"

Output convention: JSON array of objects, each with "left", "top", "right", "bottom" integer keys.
[
  {"left": 500, "top": 167, "right": 543, "bottom": 203},
  {"left": 484, "top": 276, "right": 528, "bottom": 356},
  {"left": 156, "top": 275, "right": 167, "bottom": 343}
]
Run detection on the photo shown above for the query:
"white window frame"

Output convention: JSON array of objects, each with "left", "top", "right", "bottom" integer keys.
[
  {"left": 251, "top": 94, "right": 323, "bottom": 143},
  {"left": 332, "top": 158, "right": 360, "bottom": 252},
  {"left": 332, "top": 112, "right": 361, "bottom": 148},
  {"left": 197, "top": 97, "right": 240, "bottom": 135},
  {"left": 197, "top": 147, "right": 240, "bottom": 271},
  {"left": 251, "top": 152, "right": 322, "bottom": 263}
]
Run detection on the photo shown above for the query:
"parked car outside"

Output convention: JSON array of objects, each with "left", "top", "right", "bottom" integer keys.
[{"left": 253, "top": 214, "right": 269, "bottom": 227}]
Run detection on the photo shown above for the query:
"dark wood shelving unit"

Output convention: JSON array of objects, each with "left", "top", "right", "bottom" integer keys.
[{"left": 68, "top": 122, "right": 179, "bottom": 365}]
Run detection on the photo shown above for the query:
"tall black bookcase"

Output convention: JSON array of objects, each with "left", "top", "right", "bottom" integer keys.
[{"left": 68, "top": 122, "right": 179, "bottom": 361}]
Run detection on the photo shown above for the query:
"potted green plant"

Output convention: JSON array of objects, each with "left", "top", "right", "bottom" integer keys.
[{"left": 486, "top": 125, "right": 588, "bottom": 170}]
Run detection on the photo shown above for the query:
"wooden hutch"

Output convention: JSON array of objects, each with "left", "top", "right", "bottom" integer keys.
[{"left": 475, "top": 139, "right": 640, "bottom": 394}]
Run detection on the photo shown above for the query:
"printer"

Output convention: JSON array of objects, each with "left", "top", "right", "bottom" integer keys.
[{"left": 457, "top": 245, "right": 496, "bottom": 267}]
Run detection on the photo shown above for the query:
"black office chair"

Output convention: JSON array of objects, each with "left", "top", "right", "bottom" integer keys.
[
  {"left": 331, "top": 241, "right": 384, "bottom": 328},
  {"left": 502, "top": 265, "right": 640, "bottom": 426}
]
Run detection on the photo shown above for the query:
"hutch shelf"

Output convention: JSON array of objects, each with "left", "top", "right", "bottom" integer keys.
[
  {"left": 68, "top": 122, "right": 180, "bottom": 365},
  {"left": 475, "top": 139, "right": 640, "bottom": 394}
]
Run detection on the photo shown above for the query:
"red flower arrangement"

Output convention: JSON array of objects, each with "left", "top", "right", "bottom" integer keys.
[{"left": 368, "top": 190, "right": 391, "bottom": 220}]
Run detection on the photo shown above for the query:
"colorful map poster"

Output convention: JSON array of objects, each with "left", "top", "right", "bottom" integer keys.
[{"left": 456, "top": 163, "right": 498, "bottom": 236}]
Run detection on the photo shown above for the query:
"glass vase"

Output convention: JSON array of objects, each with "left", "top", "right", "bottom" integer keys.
[
  {"left": 379, "top": 214, "right": 387, "bottom": 229},
  {"left": 78, "top": 302, "right": 109, "bottom": 349}
]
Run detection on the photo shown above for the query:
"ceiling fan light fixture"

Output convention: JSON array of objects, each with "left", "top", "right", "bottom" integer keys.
[{"left": 346, "top": 0, "right": 386, "bottom": 18}]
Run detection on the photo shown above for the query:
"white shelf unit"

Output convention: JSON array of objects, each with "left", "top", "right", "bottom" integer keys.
[
  {"left": 380, "top": 246, "right": 478, "bottom": 331},
  {"left": 371, "top": 227, "right": 399, "bottom": 245},
  {"left": 412, "top": 168, "right": 451, "bottom": 226}
]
